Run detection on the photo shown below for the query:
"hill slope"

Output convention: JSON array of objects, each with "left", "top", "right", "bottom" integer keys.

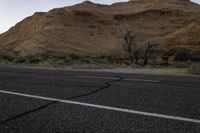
[{"left": 0, "top": 0, "right": 200, "bottom": 59}]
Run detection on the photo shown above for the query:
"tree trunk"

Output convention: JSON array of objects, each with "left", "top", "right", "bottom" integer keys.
[
  {"left": 142, "top": 43, "right": 157, "bottom": 66},
  {"left": 143, "top": 52, "right": 148, "bottom": 66},
  {"left": 128, "top": 47, "right": 134, "bottom": 63},
  {"left": 134, "top": 51, "right": 139, "bottom": 64}
]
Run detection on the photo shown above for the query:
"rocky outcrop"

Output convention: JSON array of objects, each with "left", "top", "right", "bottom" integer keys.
[
  {"left": 0, "top": 0, "right": 199, "bottom": 58},
  {"left": 166, "top": 23, "right": 200, "bottom": 53}
]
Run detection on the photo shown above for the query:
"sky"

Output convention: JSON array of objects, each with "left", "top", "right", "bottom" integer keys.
[{"left": 0, "top": 0, "right": 199, "bottom": 34}]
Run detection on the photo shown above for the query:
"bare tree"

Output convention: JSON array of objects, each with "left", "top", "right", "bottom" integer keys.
[
  {"left": 121, "top": 29, "right": 158, "bottom": 66},
  {"left": 161, "top": 49, "right": 169, "bottom": 67},
  {"left": 142, "top": 42, "right": 157, "bottom": 66},
  {"left": 122, "top": 30, "right": 139, "bottom": 64}
]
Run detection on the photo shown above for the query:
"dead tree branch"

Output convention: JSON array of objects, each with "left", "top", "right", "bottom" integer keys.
[{"left": 143, "top": 42, "right": 157, "bottom": 66}]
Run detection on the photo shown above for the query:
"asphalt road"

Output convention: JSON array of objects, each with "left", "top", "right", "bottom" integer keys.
[{"left": 0, "top": 66, "right": 199, "bottom": 133}]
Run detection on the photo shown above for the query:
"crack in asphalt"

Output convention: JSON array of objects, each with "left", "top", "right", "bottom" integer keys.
[{"left": 0, "top": 77, "right": 122, "bottom": 126}]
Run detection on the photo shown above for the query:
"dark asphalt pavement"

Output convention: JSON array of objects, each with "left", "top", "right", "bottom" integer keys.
[{"left": 0, "top": 66, "right": 199, "bottom": 133}]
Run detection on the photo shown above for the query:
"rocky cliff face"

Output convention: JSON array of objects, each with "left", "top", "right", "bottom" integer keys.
[{"left": 0, "top": 0, "right": 199, "bottom": 58}]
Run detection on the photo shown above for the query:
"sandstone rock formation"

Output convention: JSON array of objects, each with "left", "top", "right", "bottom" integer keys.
[{"left": 0, "top": 0, "right": 199, "bottom": 59}]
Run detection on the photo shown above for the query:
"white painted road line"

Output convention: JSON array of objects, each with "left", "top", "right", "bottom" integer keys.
[
  {"left": 75, "top": 75, "right": 119, "bottom": 80},
  {"left": 75, "top": 75, "right": 160, "bottom": 83},
  {"left": 0, "top": 89, "right": 200, "bottom": 124}
]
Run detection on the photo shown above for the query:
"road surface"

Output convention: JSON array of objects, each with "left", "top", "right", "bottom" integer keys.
[{"left": 0, "top": 66, "right": 199, "bottom": 133}]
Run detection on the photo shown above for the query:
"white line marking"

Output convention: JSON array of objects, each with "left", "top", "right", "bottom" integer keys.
[
  {"left": 125, "top": 78, "right": 160, "bottom": 83},
  {"left": 75, "top": 75, "right": 160, "bottom": 83},
  {"left": 0, "top": 89, "right": 199, "bottom": 124},
  {"left": 75, "top": 75, "right": 119, "bottom": 80}
]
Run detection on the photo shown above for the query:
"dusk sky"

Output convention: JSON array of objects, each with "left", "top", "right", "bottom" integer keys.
[{"left": 0, "top": 0, "right": 199, "bottom": 34}]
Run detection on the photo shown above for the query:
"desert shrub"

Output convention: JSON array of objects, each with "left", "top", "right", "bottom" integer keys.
[
  {"left": 190, "top": 53, "right": 200, "bottom": 62},
  {"left": 64, "top": 54, "right": 125, "bottom": 64},
  {"left": 25, "top": 54, "right": 43, "bottom": 63},
  {"left": 13, "top": 56, "right": 26, "bottom": 63},
  {"left": 188, "top": 64, "right": 200, "bottom": 75},
  {"left": 67, "top": 54, "right": 81, "bottom": 60},
  {"left": 64, "top": 54, "right": 84, "bottom": 64},
  {"left": 38, "top": 57, "right": 65, "bottom": 67},
  {"left": 46, "top": 57, "right": 65, "bottom": 65},
  {"left": 0, "top": 55, "right": 14, "bottom": 62},
  {"left": 174, "top": 49, "right": 190, "bottom": 61},
  {"left": 174, "top": 49, "right": 200, "bottom": 62},
  {"left": 13, "top": 54, "right": 43, "bottom": 63},
  {"left": 0, "top": 58, "right": 10, "bottom": 64},
  {"left": 89, "top": 56, "right": 126, "bottom": 64}
]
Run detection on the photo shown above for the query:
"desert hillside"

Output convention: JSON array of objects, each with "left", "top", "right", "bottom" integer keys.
[{"left": 0, "top": 0, "right": 200, "bottom": 59}]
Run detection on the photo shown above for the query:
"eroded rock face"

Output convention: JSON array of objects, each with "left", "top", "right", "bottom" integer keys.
[{"left": 0, "top": 0, "right": 199, "bottom": 58}]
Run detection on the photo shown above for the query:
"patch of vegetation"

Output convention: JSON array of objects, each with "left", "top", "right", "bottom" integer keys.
[
  {"left": 38, "top": 57, "right": 65, "bottom": 67},
  {"left": 36, "top": 55, "right": 130, "bottom": 68},
  {"left": 0, "top": 58, "right": 10, "bottom": 65},
  {"left": 174, "top": 49, "right": 191, "bottom": 61},
  {"left": 0, "top": 52, "right": 199, "bottom": 71},
  {"left": 188, "top": 64, "right": 200, "bottom": 75},
  {"left": 190, "top": 53, "right": 200, "bottom": 62},
  {"left": 174, "top": 49, "right": 200, "bottom": 62},
  {"left": 13, "top": 54, "right": 44, "bottom": 63},
  {"left": 74, "top": 10, "right": 95, "bottom": 17}
]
